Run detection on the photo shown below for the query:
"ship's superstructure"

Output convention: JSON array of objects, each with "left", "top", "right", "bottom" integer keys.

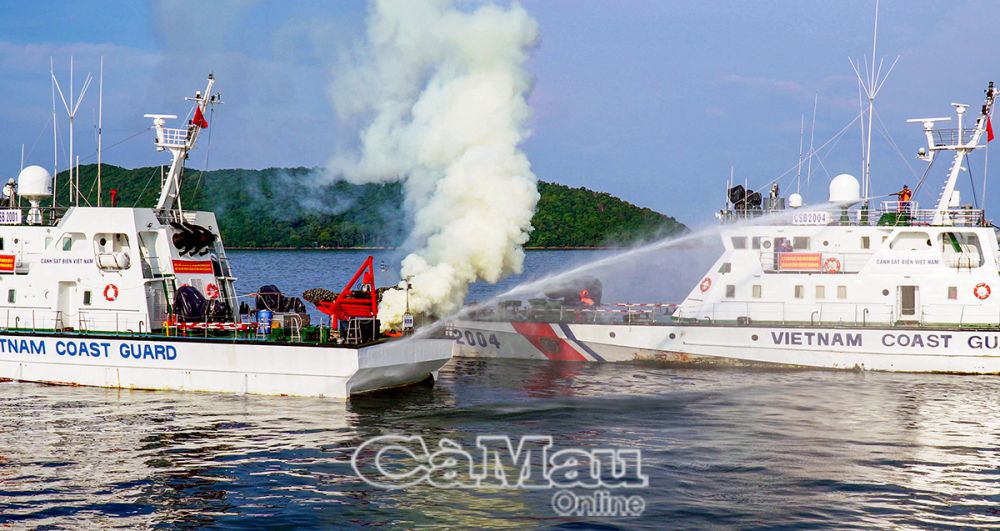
[
  {"left": 0, "top": 76, "right": 232, "bottom": 334},
  {"left": 682, "top": 82, "right": 997, "bottom": 328}
]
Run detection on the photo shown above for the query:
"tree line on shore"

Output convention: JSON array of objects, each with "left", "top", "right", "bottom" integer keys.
[{"left": 55, "top": 165, "right": 686, "bottom": 248}]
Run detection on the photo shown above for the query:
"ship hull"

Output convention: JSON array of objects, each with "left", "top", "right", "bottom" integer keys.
[
  {"left": 0, "top": 332, "right": 452, "bottom": 398},
  {"left": 450, "top": 320, "right": 1000, "bottom": 373}
]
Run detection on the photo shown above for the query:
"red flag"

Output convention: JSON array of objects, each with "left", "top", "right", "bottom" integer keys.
[
  {"left": 193, "top": 107, "right": 209, "bottom": 129},
  {"left": 989, "top": 116, "right": 995, "bottom": 142}
]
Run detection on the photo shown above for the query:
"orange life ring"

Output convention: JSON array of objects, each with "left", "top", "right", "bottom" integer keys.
[
  {"left": 974, "top": 283, "right": 991, "bottom": 300},
  {"left": 699, "top": 277, "right": 712, "bottom": 293},
  {"left": 206, "top": 283, "right": 220, "bottom": 300},
  {"left": 103, "top": 284, "right": 119, "bottom": 302},
  {"left": 823, "top": 257, "right": 841, "bottom": 273}
]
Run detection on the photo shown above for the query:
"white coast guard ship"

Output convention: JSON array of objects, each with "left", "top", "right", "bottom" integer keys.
[
  {"left": 0, "top": 74, "right": 451, "bottom": 398},
  {"left": 452, "top": 81, "right": 1000, "bottom": 373}
]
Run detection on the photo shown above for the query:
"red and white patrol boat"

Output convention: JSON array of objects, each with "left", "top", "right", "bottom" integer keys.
[
  {"left": 451, "top": 80, "right": 1000, "bottom": 373},
  {"left": 0, "top": 73, "right": 451, "bottom": 398}
]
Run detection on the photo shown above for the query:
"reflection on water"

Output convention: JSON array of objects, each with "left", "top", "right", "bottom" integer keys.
[{"left": 2, "top": 360, "right": 1000, "bottom": 528}]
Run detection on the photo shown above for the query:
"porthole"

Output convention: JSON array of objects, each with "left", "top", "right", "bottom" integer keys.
[
  {"left": 763, "top": 241, "right": 772, "bottom": 249},
  {"left": 669, "top": 333, "right": 676, "bottom": 340},
  {"left": 823, "top": 240, "right": 829, "bottom": 246},
  {"left": 882, "top": 289, "right": 889, "bottom": 296},
  {"left": 751, "top": 334, "right": 759, "bottom": 341},
  {"left": 609, "top": 331, "right": 616, "bottom": 338}
]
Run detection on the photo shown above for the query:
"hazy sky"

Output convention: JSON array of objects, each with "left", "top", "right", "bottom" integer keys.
[{"left": 0, "top": 0, "right": 995, "bottom": 226}]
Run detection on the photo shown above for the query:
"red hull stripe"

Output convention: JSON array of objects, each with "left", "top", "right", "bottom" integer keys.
[{"left": 511, "top": 322, "right": 588, "bottom": 361}]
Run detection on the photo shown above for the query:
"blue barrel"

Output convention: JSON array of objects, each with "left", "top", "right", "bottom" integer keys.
[{"left": 258, "top": 310, "right": 273, "bottom": 334}]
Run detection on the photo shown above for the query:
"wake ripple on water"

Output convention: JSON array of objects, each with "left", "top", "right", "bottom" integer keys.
[{"left": 1, "top": 360, "right": 999, "bottom": 528}]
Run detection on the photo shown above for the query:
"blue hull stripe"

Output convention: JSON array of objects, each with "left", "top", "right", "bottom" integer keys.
[{"left": 557, "top": 323, "right": 606, "bottom": 362}]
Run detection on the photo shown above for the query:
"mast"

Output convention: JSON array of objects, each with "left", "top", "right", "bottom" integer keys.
[
  {"left": 50, "top": 58, "right": 57, "bottom": 209},
  {"left": 863, "top": 2, "right": 877, "bottom": 200},
  {"left": 147, "top": 74, "right": 221, "bottom": 213},
  {"left": 51, "top": 57, "right": 92, "bottom": 209},
  {"left": 98, "top": 57, "right": 103, "bottom": 207},
  {"left": 796, "top": 115, "right": 804, "bottom": 194},
  {"left": 909, "top": 82, "right": 995, "bottom": 225},
  {"left": 806, "top": 94, "right": 817, "bottom": 191},
  {"left": 848, "top": 0, "right": 898, "bottom": 206}
]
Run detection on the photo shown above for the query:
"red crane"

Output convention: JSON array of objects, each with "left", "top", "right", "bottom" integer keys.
[{"left": 315, "top": 256, "right": 378, "bottom": 323}]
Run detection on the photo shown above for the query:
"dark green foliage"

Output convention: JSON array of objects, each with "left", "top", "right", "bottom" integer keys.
[
  {"left": 526, "top": 181, "right": 686, "bottom": 247},
  {"left": 57, "top": 164, "right": 685, "bottom": 248}
]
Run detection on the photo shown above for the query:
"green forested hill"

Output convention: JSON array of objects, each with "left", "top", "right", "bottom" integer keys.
[{"left": 53, "top": 165, "right": 686, "bottom": 248}]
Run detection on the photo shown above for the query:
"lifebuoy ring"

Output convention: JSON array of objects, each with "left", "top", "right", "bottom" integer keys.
[
  {"left": 974, "top": 283, "right": 991, "bottom": 300},
  {"left": 205, "top": 283, "right": 220, "bottom": 300},
  {"left": 699, "top": 277, "right": 712, "bottom": 293},
  {"left": 103, "top": 284, "right": 119, "bottom": 302},
  {"left": 823, "top": 257, "right": 841, "bottom": 273}
]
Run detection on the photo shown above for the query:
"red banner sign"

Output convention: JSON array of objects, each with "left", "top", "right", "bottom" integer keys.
[
  {"left": 0, "top": 255, "right": 14, "bottom": 272},
  {"left": 777, "top": 252, "right": 822, "bottom": 271},
  {"left": 172, "top": 260, "right": 213, "bottom": 275}
]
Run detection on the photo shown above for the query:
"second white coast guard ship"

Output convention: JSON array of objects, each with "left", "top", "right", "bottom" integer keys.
[{"left": 451, "top": 81, "right": 1000, "bottom": 373}]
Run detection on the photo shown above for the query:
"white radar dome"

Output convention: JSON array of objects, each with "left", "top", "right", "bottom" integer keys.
[
  {"left": 18, "top": 165, "right": 52, "bottom": 199},
  {"left": 829, "top": 173, "right": 861, "bottom": 205},
  {"left": 788, "top": 193, "right": 803, "bottom": 208}
]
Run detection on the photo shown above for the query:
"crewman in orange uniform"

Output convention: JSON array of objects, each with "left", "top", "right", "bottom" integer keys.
[{"left": 894, "top": 184, "right": 912, "bottom": 213}]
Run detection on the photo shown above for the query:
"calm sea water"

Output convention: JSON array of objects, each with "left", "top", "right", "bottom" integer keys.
[{"left": 1, "top": 250, "right": 998, "bottom": 529}]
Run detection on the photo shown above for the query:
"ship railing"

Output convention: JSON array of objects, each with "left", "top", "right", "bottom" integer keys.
[
  {"left": 718, "top": 207, "right": 785, "bottom": 224},
  {"left": 675, "top": 301, "right": 1000, "bottom": 328},
  {"left": 0, "top": 309, "right": 149, "bottom": 334},
  {"left": 475, "top": 300, "right": 672, "bottom": 325},
  {"left": 921, "top": 304, "right": 1000, "bottom": 328},
  {"left": 876, "top": 202, "right": 985, "bottom": 227},
  {"left": 154, "top": 209, "right": 200, "bottom": 226},
  {"left": 930, "top": 128, "right": 981, "bottom": 147},
  {"left": 674, "top": 301, "right": 897, "bottom": 326},
  {"left": 158, "top": 127, "right": 191, "bottom": 149}
]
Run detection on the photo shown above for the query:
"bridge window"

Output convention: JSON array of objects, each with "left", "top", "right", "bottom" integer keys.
[
  {"left": 837, "top": 286, "right": 847, "bottom": 299},
  {"left": 752, "top": 285, "right": 762, "bottom": 298},
  {"left": 731, "top": 237, "right": 747, "bottom": 249},
  {"left": 83, "top": 291, "right": 92, "bottom": 306},
  {"left": 725, "top": 285, "right": 735, "bottom": 298},
  {"left": 794, "top": 285, "right": 804, "bottom": 299},
  {"left": 815, "top": 285, "right": 826, "bottom": 299},
  {"left": 752, "top": 237, "right": 762, "bottom": 249},
  {"left": 793, "top": 237, "right": 810, "bottom": 249},
  {"left": 718, "top": 262, "right": 732, "bottom": 273},
  {"left": 861, "top": 236, "right": 870, "bottom": 249},
  {"left": 58, "top": 232, "right": 85, "bottom": 252},
  {"left": 7, "top": 289, "right": 14, "bottom": 303},
  {"left": 889, "top": 231, "right": 932, "bottom": 251},
  {"left": 948, "top": 286, "right": 957, "bottom": 300}
]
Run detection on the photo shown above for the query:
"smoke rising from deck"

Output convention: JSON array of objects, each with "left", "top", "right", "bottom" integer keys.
[{"left": 329, "top": 0, "right": 540, "bottom": 329}]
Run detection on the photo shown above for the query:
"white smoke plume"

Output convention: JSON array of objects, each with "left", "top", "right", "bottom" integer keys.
[{"left": 329, "top": 0, "right": 540, "bottom": 329}]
